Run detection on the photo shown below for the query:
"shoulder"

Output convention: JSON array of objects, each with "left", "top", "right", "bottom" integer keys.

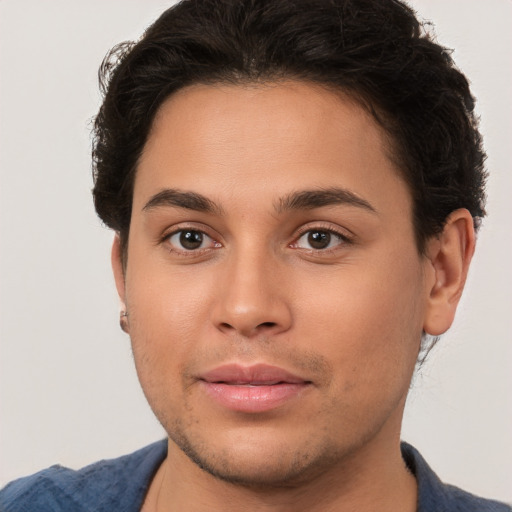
[
  {"left": 440, "top": 483, "right": 512, "bottom": 512},
  {"left": 401, "top": 442, "right": 511, "bottom": 512},
  {"left": 0, "top": 440, "right": 167, "bottom": 512}
]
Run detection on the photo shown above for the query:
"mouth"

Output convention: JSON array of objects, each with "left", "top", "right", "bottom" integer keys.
[{"left": 199, "top": 364, "right": 312, "bottom": 413}]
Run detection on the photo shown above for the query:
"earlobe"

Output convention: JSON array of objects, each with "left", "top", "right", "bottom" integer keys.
[
  {"left": 111, "top": 234, "right": 129, "bottom": 333},
  {"left": 423, "top": 209, "right": 476, "bottom": 336}
]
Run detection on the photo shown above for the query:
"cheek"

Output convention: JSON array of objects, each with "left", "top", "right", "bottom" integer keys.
[
  {"left": 297, "top": 260, "right": 425, "bottom": 389},
  {"left": 127, "top": 257, "right": 215, "bottom": 337},
  {"left": 124, "top": 266, "right": 216, "bottom": 394}
]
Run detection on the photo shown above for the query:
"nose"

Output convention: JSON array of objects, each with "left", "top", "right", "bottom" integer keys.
[{"left": 211, "top": 248, "right": 293, "bottom": 339}]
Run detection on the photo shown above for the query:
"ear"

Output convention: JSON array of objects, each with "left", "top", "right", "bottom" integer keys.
[
  {"left": 423, "top": 208, "right": 476, "bottom": 336},
  {"left": 111, "top": 234, "right": 129, "bottom": 333}
]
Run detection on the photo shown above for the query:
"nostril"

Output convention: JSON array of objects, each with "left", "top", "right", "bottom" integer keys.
[{"left": 258, "top": 322, "right": 277, "bottom": 329}]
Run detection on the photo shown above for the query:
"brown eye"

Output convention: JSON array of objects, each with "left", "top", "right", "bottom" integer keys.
[
  {"left": 168, "top": 230, "right": 210, "bottom": 251},
  {"left": 308, "top": 231, "right": 331, "bottom": 249},
  {"left": 295, "top": 229, "right": 345, "bottom": 250}
]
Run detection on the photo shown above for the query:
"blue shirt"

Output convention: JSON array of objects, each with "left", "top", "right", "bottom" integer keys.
[{"left": 1, "top": 441, "right": 510, "bottom": 511}]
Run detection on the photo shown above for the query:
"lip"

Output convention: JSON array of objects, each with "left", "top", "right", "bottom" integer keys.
[{"left": 199, "top": 364, "right": 312, "bottom": 413}]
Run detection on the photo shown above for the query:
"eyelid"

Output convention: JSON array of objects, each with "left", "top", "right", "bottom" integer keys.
[
  {"left": 160, "top": 221, "right": 218, "bottom": 240},
  {"left": 294, "top": 221, "right": 353, "bottom": 240},
  {"left": 158, "top": 221, "right": 353, "bottom": 256},
  {"left": 290, "top": 222, "right": 354, "bottom": 251},
  {"left": 160, "top": 223, "right": 222, "bottom": 254}
]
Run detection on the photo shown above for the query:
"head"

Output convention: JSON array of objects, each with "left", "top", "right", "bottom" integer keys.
[
  {"left": 92, "top": 0, "right": 485, "bottom": 489},
  {"left": 92, "top": 0, "right": 486, "bottom": 259}
]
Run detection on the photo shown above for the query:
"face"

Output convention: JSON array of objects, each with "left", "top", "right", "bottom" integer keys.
[{"left": 116, "top": 81, "right": 434, "bottom": 486}]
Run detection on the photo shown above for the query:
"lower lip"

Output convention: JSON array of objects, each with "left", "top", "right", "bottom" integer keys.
[{"left": 201, "top": 382, "right": 309, "bottom": 413}]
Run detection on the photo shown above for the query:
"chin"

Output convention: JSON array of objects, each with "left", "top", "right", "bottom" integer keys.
[{"left": 167, "top": 421, "right": 344, "bottom": 489}]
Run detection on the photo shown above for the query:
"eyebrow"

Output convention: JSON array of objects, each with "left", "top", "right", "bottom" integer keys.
[
  {"left": 142, "top": 186, "right": 376, "bottom": 216},
  {"left": 276, "top": 188, "right": 376, "bottom": 214},
  {"left": 142, "top": 189, "right": 223, "bottom": 215}
]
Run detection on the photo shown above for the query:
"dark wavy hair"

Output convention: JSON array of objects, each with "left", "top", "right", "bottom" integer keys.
[{"left": 92, "top": 0, "right": 486, "bottom": 258}]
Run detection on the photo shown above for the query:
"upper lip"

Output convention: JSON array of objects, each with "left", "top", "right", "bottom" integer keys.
[{"left": 200, "top": 364, "right": 310, "bottom": 385}]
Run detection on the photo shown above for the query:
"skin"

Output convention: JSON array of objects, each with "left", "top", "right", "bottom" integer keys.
[{"left": 112, "top": 81, "right": 475, "bottom": 512}]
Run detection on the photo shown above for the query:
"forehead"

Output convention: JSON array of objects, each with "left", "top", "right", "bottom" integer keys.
[{"left": 134, "top": 81, "right": 410, "bottom": 215}]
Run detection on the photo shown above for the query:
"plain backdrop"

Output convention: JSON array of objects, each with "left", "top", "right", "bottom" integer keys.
[{"left": 1, "top": 0, "right": 511, "bottom": 503}]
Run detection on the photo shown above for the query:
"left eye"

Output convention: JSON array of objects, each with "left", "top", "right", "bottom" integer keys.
[
  {"left": 294, "top": 230, "right": 345, "bottom": 250},
  {"left": 167, "top": 230, "right": 216, "bottom": 251}
]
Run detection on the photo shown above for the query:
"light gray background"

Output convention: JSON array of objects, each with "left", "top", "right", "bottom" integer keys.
[{"left": 1, "top": 0, "right": 511, "bottom": 502}]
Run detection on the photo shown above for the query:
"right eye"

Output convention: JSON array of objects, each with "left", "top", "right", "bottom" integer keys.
[{"left": 166, "top": 229, "right": 219, "bottom": 252}]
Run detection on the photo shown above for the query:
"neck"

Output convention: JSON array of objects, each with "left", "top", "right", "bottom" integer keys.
[{"left": 143, "top": 428, "right": 417, "bottom": 512}]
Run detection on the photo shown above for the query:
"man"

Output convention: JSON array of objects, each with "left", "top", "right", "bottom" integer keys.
[{"left": 0, "top": 0, "right": 510, "bottom": 510}]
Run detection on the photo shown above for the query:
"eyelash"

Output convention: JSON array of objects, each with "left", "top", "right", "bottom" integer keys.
[
  {"left": 161, "top": 223, "right": 353, "bottom": 256},
  {"left": 291, "top": 224, "right": 353, "bottom": 253},
  {"left": 162, "top": 226, "right": 221, "bottom": 256}
]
